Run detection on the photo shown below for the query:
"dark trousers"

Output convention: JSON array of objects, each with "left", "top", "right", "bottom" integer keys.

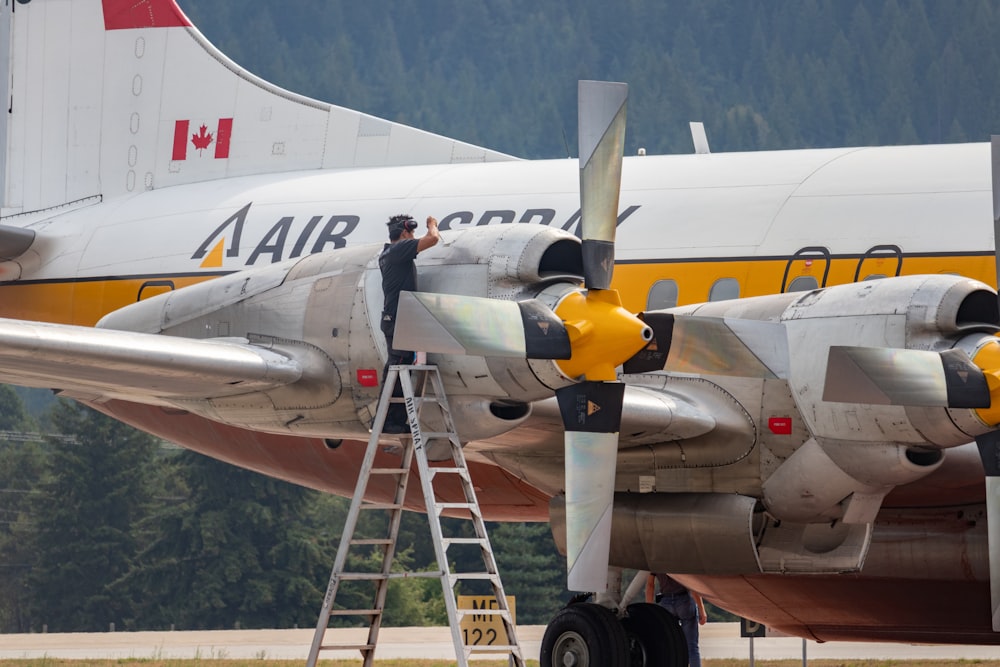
[
  {"left": 658, "top": 592, "right": 701, "bottom": 667},
  {"left": 380, "top": 316, "right": 414, "bottom": 426}
]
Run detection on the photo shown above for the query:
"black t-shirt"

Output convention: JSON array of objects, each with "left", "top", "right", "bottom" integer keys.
[
  {"left": 379, "top": 238, "right": 419, "bottom": 318},
  {"left": 656, "top": 573, "right": 688, "bottom": 595}
]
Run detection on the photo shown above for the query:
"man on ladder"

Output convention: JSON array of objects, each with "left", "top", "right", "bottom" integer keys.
[
  {"left": 305, "top": 212, "right": 523, "bottom": 667},
  {"left": 378, "top": 214, "right": 439, "bottom": 433}
]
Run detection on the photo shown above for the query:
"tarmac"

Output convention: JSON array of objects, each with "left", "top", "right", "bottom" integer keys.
[{"left": 3, "top": 623, "right": 1000, "bottom": 661}]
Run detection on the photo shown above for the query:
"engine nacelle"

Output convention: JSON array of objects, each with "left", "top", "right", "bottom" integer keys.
[
  {"left": 673, "top": 274, "right": 1000, "bottom": 446},
  {"left": 550, "top": 492, "right": 872, "bottom": 575},
  {"left": 669, "top": 274, "right": 1000, "bottom": 524},
  {"left": 779, "top": 274, "right": 999, "bottom": 448},
  {"left": 98, "top": 225, "right": 584, "bottom": 439}
]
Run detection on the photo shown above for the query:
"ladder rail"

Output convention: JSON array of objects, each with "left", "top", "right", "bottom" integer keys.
[
  {"left": 401, "top": 369, "right": 469, "bottom": 662},
  {"left": 364, "top": 433, "right": 414, "bottom": 657},
  {"left": 306, "top": 370, "right": 406, "bottom": 667},
  {"left": 400, "top": 366, "right": 524, "bottom": 667}
]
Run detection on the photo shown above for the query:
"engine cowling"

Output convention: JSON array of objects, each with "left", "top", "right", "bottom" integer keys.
[{"left": 668, "top": 274, "right": 1000, "bottom": 525}]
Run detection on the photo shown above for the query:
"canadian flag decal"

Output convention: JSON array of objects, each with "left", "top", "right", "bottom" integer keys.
[{"left": 172, "top": 118, "right": 233, "bottom": 160}]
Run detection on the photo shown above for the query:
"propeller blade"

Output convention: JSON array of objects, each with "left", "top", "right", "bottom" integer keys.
[
  {"left": 393, "top": 291, "right": 571, "bottom": 359},
  {"left": 623, "top": 312, "right": 789, "bottom": 379},
  {"left": 557, "top": 380, "right": 626, "bottom": 592},
  {"left": 822, "top": 346, "right": 990, "bottom": 408},
  {"left": 578, "top": 80, "right": 627, "bottom": 290}
]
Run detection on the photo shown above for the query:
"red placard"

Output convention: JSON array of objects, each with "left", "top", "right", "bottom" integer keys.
[
  {"left": 768, "top": 417, "right": 792, "bottom": 435},
  {"left": 356, "top": 369, "right": 379, "bottom": 387}
]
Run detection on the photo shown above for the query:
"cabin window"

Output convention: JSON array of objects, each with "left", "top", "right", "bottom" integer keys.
[
  {"left": 787, "top": 276, "right": 819, "bottom": 292},
  {"left": 646, "top": 279, "right": 679, "bottom": 310},
  {"left": 709, "top": 278, "right": 740, "bottom": 302}
]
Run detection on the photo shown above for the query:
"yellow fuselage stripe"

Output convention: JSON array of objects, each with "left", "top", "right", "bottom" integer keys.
[
  {"left": 613, "top": 253, "right": 993, "bottom": 312},
  {"left": 0, "top": 253, "right": 991, "bottom": 327}
]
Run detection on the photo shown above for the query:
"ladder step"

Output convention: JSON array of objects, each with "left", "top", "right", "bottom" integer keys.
[
  {"left": 369, "top": 467, "right": 407, "bottom": 475},
  {"left": 360, "top": 502, "right": 403, "bottom": 510},
  {"left": 335, "top": 572, "right": 390, "bottom": 581},
  {"left": 350, "top": 538, "right": 393, "bottom": 546},
  {"left": 428, "top": 467, "right": 467, "bottom": 476},
  {"left": 327, "top": 609, "right": 382, "bottom": 616},
  {"left": 388, "top": 570, "right": 445, "bottom": 579},
  {"left": 467, "top": 644, "right": 522, "bottom": 653},
  {"left": 388, "top": 394, "right": 438, "bottom": 404},
  {"left": 320, "top": 643, "right": 375, "bottom": 652},
  {"left": 436, "top": 502, "right": 477, "bottom": 510},
  {"left": 456, "top": 608, "right": 513, "bottom": 617},
  {"left": 451, "top": 572, "right": 500, "bottom": 582},
  {"left": 442, "top": 537, "right": 488, "bottom": 547},
  {"left": 334, "top": 571, "right": 444, "bottom": 580}
]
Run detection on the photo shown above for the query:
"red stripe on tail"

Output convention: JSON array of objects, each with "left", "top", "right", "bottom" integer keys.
[
  {"left": 215, "top": 118, "right": 233, "bottom": 159},
  {"left": 172, "top": 120, "right": 189, "bottom": 161},
  {"left": 103, "top": 0, "right": 191, "bottom": 30}
]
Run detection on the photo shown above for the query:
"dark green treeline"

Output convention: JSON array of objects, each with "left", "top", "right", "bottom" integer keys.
[
  {"left": 0, "top": 388, "right": 577, "bottom": 632},
  {"left": 177, "top": 0, "right": 1000, "bottom": 158}
]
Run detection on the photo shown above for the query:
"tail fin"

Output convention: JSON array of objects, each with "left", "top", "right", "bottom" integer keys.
[{"left": 1, "top": 0, "right": 513, "bottom": 217}]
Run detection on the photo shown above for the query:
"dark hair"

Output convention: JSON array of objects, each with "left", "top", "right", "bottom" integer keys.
[{"left": 387, "top": 214, "right": 418, "bottom": 240}]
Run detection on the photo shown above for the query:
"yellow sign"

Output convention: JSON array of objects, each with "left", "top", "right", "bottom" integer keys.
[{"left": 458, "top": 595, "right": 516, "bottom": 646}]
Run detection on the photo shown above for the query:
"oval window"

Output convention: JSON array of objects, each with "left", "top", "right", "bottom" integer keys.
[
  {"left": 709, "top": 278, "right": 740, "bottom": 302},
  {"left": 787, "top": 276, "right": 819, "bottom": 292},
  {"left": 646, "top": 279, "right": 679, "bottom": 310}
]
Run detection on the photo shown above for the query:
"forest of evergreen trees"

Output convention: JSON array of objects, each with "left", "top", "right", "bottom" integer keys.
[
  {"left": 0, "top": 388, "right": 573, "bottom": 632},
  {"left": 177, "top": 0, "right": 1000, "bottom": 158},
  {"left": 6, "top": 0, "right": 1000, "bottom": 633}
]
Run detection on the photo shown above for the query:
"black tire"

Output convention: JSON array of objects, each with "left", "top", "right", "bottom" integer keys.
[
  {"left": 622, "top": 602, "right": 689, "bottom": 667},
  {"left": 540, "top": 602, "right": 629, "bottom": 667}
]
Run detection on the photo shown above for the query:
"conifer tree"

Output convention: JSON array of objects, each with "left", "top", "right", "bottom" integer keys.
[
  {"left": 26, "top": 401, "right": 156, "bottom": 632},
  {"left": 131, "top": 451, "right": 329, "bottom": 630},
  {"left": 0, "top": 386, "right": 43, "bottom": 632}
]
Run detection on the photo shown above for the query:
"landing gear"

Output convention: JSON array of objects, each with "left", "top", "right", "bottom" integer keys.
[
  {"left": 622, "top": 602, "right": 688, "bottom": 667},
  {"left": 540, "top": 602, "right": 628, "bottom": 667},
  {"left": 540, "top": 600, "right": 688, "bottom": 667}
]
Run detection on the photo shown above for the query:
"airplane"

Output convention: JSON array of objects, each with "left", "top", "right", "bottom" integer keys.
[{"left": 4, "top": 0, "right": 1000, "bottom": 664}]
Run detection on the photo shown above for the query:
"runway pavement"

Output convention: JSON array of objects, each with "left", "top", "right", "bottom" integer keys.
[{"left": 3, "top": 623, "right": 1000, "bottom": 661}]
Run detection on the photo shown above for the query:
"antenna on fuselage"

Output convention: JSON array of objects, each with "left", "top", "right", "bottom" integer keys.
[{"left": 690, "top": 121, "right": 711, "bottom": 154}]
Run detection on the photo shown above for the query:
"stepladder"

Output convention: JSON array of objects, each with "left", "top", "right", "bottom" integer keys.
[{"left": 305, "top": 364, "right": 525, "bottom": 667}]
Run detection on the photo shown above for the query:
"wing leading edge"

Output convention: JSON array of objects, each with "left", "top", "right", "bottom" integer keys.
[{"left": 0, "top": 317, "right": 302, "bottom": 403}]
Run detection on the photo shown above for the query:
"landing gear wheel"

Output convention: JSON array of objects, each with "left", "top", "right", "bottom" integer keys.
[
  {"left": 622, "top": 603, "right": 688, "bottom": 667},
  {"left": 541, "top": 602, "right": 629, "bottom": 667}
]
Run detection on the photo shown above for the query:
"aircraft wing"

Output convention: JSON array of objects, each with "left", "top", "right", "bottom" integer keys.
[{"left": 0, "top": 317, "right": 302, "bottom": 403}]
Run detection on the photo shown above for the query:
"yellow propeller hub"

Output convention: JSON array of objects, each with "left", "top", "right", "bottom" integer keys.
[
  {"left": 975, "top": 337, "right": 1000, "bottom": 426},
  {"left": 554, "top": 288, "right": 652, "bottom": 381}
]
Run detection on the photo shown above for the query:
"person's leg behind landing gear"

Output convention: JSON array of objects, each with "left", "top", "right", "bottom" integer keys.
[
  {"left": 679, "top": 612, "right": 701, "bottom": 667},
  {"left": 658, "top": 593, "right": 700, "bottom": 667}
]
